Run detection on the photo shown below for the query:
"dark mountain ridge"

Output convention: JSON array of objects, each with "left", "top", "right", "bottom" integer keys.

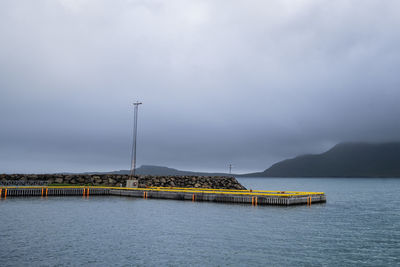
[
  {"left": 83, "top": 165, "right": 234, "bottom": 177},
  {"left": 245, "top": 142, "right": 400, "bottom": 177},
  {"left": 68, "top": 142, "right": 400, "bottom": 178}
]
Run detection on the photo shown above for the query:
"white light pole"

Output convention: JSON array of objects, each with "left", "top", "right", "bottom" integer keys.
[{"left": 130, "top": 101, "right": 142, "bottom": 178}]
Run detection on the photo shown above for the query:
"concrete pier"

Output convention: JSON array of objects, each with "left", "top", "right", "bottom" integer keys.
[
  {"left": 110, "top": 187, "right": 326, "bottom": 206},
  {"left": 0, "top": 186, "right": 326, "bottom": 206}
]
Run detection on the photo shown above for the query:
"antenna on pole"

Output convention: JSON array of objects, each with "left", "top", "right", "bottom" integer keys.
[
  {"left": 130, "top": 101, "right": 142, "bottom": 178},
  {"left": 228, "top": 164, "right": 232, "bottom": 175}
]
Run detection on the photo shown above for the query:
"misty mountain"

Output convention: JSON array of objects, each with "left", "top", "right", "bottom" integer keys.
[
  {"left": 85, "top": 165, "right": 234, "bottom": 177},
  {"left": 244, "top": 142, "right": 400, "bottom": 177}
]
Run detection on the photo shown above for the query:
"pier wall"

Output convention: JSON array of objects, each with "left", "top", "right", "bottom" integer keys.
[
  {"left": 110, "top": 189, "right": 326, "bottom": 205},
  {"left": 0, "top": 187, "right": 326, "bottom": 206},
  {"left": 2, "top": 187, "right": 110, "bottom": 197},
  {"left": 0, "top": 174, "right": 246, "bottom": 190}
]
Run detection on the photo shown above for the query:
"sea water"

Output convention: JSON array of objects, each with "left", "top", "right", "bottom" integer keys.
[{"left": 1, "top": 178, "right": 399, "bottom": 266}]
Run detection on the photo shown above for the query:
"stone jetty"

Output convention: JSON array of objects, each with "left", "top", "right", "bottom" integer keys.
[
  {"left": 0, "top": 174, "right": 327, "bottom": 206},
  {"left": 0, "top": 174, "right": 246, "bottom": 190}
]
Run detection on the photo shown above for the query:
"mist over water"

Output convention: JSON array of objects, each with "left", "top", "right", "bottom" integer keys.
[{"left": 1, "top": 178, "right": 399, "bottom": 266}]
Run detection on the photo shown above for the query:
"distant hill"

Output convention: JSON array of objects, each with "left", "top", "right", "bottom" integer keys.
[
  {"left": 244, "top": 142, "right": 400, "bottom": 177},
  {"left": 85, "top": 165, "right": 234, "bottom": 177}
]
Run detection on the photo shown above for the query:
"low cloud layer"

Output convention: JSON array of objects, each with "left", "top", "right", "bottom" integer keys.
[{"left": 1, "top": 0, "right": 400, "bottom": 173}]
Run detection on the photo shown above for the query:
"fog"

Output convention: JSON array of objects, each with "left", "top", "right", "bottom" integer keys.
[{"left": 1, "top": 0, "right": 400, "bottom": 173}]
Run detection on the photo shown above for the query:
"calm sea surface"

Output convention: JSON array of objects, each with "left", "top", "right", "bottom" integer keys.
[{"left": 1, "top": 178, "right": 400, "bottom": 266}]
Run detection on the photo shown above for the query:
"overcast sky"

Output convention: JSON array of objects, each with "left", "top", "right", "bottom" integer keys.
[{"left": 1, "top": 0, "right": 400, "bottom": 174}]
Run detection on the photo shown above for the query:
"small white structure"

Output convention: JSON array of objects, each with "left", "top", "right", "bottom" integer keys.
[{"left": 126, "top": 179, "right": 138, "bottom": 188}]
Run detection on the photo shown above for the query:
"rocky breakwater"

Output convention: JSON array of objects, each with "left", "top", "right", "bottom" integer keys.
[
  {"left": 137, "top": 175, "right": 246, "bottom": 189},
  {"left": 0, "top": 174, "right": 246, "bottom": 190}
]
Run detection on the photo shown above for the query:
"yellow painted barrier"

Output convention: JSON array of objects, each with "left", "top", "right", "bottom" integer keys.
[
  {"left": 147, "top": 186, "right": 324, "bottom": 195},
  {"left": 148, "top": 187, "right": 324, "bottom": 195},
  {"left": 0, "top": 185, "right": 323, "bottom": 195},
  {"left": 123, "top": 188, "right": 322, "bottom": 197},
  {"left": 0, "top": 186, "right": 324, "bottom": 198}
]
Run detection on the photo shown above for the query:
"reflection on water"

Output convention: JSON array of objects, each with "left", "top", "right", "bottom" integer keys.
[{"left": 1, "top": 178, "right": 399, "bottom": 266}]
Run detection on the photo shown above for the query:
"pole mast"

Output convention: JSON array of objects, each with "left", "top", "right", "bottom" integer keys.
[{"left": 130, "top": 101, "right": 142, "bottom": 178}]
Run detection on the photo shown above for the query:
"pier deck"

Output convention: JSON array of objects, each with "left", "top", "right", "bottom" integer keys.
[{"left": 0, "top": 186, "right": 326, "bottom": 206}]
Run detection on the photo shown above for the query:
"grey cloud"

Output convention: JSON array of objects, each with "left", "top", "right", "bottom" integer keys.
[{"left": 1, "top": 0, "right": 400, "bottom": 173}]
